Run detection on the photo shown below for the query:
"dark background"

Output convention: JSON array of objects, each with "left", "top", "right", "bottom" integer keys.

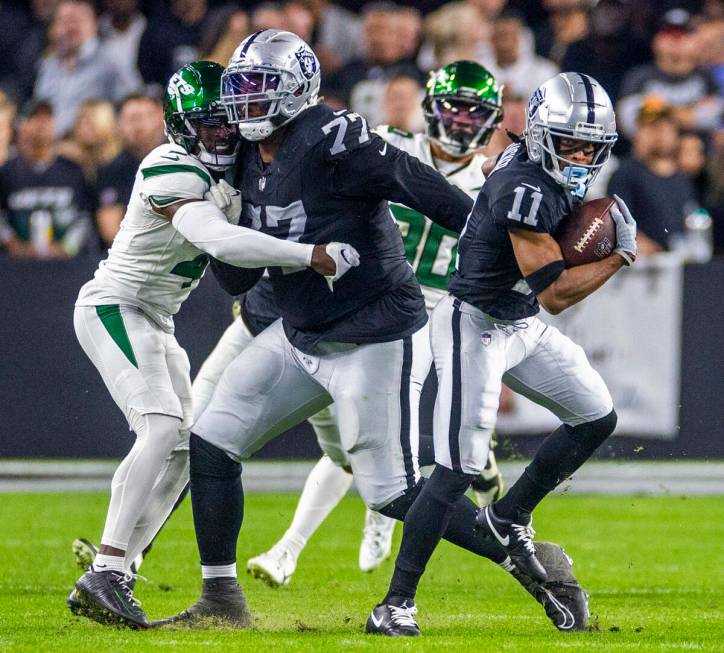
[{"left": 2, "top": 255, "right": 722, "bottom": 460}]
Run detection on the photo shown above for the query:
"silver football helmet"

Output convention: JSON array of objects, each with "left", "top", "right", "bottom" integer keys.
[
  {"left": 525, "top": 72, "right": 617, "bottom": 198},
  {"left": 221, "top": 29, "right": 321, "bottom": 141}
]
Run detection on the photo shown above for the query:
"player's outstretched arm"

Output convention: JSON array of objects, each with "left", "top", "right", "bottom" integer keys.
[
  {"left": 510, "top": 228, "right": 625, "bottom": 315},
  {"left": 154, "top": 199, "right": 356, "bottom": 278}
]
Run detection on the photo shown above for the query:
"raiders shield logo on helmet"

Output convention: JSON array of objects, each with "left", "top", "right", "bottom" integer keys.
[{"left": 295, "top": 46, "right": 317, "bottom": 80}]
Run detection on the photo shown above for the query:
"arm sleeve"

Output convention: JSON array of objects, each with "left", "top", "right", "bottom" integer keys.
[
  {"left": 210, "top": 258, "right": 264, "bottom": 296},
  {"left": 331, "top": 134, "right": 473, "bottom": 233},
  {"left": 171, "top": 200, "right": 315, "bottom": 268}
]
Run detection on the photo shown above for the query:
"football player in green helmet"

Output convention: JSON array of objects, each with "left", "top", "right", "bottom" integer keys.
[{"left": 164, "top": 60, "right": 239, "bottom": 172}]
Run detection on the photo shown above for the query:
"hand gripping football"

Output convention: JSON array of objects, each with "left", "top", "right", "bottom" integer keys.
[{"left": 556, "top": 197, "right": 617, "bottom": 267}]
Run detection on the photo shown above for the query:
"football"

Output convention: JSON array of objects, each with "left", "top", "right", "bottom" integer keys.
[{"left": 556, "top": 197, "right": 617, "bottom": 267}]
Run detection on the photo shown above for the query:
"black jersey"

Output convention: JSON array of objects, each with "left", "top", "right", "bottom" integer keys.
[
  {"left": 212, "top": 104, "right": 472, "bottom": 353},
  {"left": 0, "top": 154, "right": 93, "bottom": 254},
  {"left": 238, "top": 276, "right": 279, "bottom": 336},
  {"left": 449, "top": 143, "right": 576, "bottom": 321}
]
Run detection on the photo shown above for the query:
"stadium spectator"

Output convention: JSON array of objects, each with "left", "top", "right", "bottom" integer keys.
[
  {"left": 58, "top": 99, "right": 122, "bottom": 182},
  {"left": 679, "top": 130, "right": 710, "bottom": 204},
  {"left": 608, "top": 97, "right": 697, "bottom": 254},
  {"left": 0, "top": 1, "right": 33, "bottom": 103},
  {"left": 486, "top": 9, "right": 559, "bottom": 100},
  {"left": 284, "top": 1, "right": 315, "bottom": 44},
  {"left": 0, "top": 92, "right": 17, "bottom": 167},
  {"left": 301, "top": 0, "right": 362, "bottom": 74},
  {"left": 137, "top": 0, "right": 211, "bottom": 90},
  {"left": 203, "top": 10, "right": 250, "bottom": 66},
  {"left": 94, "top": 94, "right": 164, "bottom": 247},
  {"left": 417, "top": 2, "right": 486, "bottom": 71},
  {"left": 617, "top": 8, "right": 723, "bottom": 139},
  {"left": 486, "top": 90, "right": 526, "bottom": 156},
  {"left": 560, "top": 0, "right": 651, "bottom": 102},
  {"left": 33, "top": 0, "right": 138, "bottom": 136},
  {"left": 0, "top": 101, "right": 93, "bottom": 259},
  {"left": 694, "top": 15, "right": 724, "bottom": 95},
  {"left": 535, "top": 0, "right": 592, "bottom": 66},
  {"left": 98, "top": 0, "right": 146, "bottom": 94},
  {"left": 397, "top": 6, "right": 423, "bottom": 63},
  {"left": 251, "top": 2, "right": 286, "bottom": 31},
  {"left": 325, "top": 3, "right": 425, "bottom": 125},
  {"left": 379, "top": 74, "right": 424, "bottom": 132}
]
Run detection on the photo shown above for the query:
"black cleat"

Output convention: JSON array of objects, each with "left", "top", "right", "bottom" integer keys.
[
  {"left": 507, "top": 542, "right": 590, "bottom": 631},
  {"left": 365, "top": 597, "right": 420, "bottom": 637},
  {"left": 153, "top": 577, "right": 251, "bottom": 628},
  {"left": 475, "top": 506, "right": 547, "bottom": 582},
  {"left": 74, "top": 567, "right": 149, "bottom": 629}
]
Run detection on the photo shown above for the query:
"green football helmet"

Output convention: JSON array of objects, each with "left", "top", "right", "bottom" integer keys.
[
  {"left": 423, "top": 61, "right": 503, "bottom": 157},
  {"left": 164, "top": 61, "right": 238, "bottom": 171}
]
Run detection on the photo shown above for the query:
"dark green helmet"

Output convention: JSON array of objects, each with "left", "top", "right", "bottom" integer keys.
[
  {"left": 164, "top": 61, "right": 237, "bottom": 170},
  {"left": 422, "top": 61, "right": 503, "bottom": 156}
]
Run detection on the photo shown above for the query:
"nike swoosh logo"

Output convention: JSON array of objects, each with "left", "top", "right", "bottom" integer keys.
[
  {"left": 379, "top": 143, "right": 388, "bottom": 156},
  {"left": 370, "top": 612, "right": 384, "bottom": 628},
  {"left": 485, "top": 509, "right": 510, "bottom": 546},
  {"left": 94, "top": 564, "right": 107, "bottom": 568},
  {"left": 160, "top": 154, "right": 180, "bottom": 161},
  {"left": 522, "top": 182, "right": 541, "bottom": 192}
]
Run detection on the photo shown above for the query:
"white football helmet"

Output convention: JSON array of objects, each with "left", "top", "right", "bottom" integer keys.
[
  {"left": 525, "top": 72, "right": 617, "bottom": 198},
  {"left": 221, "top": 29, "right": 321, "bottom": 141}
]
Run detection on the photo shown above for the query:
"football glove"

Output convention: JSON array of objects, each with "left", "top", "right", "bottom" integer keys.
[
  {"left": 611, "top": 194, "right": 637, "bottom": 265},
  {"left": 206, "top": 179, "right": 241, "bottom": 225},
  {"left": 324, "top": 242, "right": 360, "bottom": 291}
]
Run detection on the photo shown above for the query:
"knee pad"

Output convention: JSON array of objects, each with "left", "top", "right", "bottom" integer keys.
[
  {"left": 568, "top": 409, "right": 617, "bottom": 450},
  {"left": 190, "top": 432, "right": 241, "bottom": 480}
]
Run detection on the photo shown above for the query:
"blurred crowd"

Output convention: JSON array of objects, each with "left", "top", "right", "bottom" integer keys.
[{"left": 0, "top": 0, "right": 722, "bottom": 260}]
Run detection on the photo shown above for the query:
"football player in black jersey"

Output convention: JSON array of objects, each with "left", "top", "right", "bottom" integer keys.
[
  {"left": 158, "top": 32, "right": 586, "bottom": 629},
  {"left": 368, "top": 73, "right": 638, "bottom": 635}
]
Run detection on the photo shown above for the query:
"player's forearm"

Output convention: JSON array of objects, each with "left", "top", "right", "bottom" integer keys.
[
  {"left": 172, "top": 200, "right": 314, "bottom": 269},
  {"left": 541, "top": 255, "right": 624, "bottom": 314}
]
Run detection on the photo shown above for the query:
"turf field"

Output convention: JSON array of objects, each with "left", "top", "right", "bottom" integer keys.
[{"left": 1, "top": 492, "right": 722, "bottom": 652}]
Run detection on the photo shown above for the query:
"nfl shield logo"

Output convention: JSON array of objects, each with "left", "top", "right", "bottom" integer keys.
[
  {"left": 258, "top": 176, "right": 266, "bottom": 191},
  {"left": 481, "top": 332, "right": 492, "bottom": 346},
  {"left": 294, "top": 46, "right": 317, "bottom": 80}
]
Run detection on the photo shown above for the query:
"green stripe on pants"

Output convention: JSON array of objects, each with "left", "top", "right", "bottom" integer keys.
[{"left": 96, "top": 305, "right": 138, "bottom": 368}]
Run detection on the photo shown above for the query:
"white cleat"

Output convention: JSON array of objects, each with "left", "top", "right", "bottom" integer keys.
[
  {"left": 359, "top": 509, "right": 396, "bottom": 572},
  {"left": 247, "top": 544, "right": 297, "bottom": 588},
  {"left": 472, "top": 448, "right": 505, "bottom": 507}
]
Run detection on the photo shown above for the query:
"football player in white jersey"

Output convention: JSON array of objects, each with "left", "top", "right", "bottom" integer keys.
[
  {"left": 244, "top": 61, "right": 508, "bottom": 585},
  {"left": 69, "top": 61, "right": 357, "bottom": 628}
]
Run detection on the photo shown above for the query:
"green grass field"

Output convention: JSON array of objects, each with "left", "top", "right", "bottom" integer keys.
[{"left": 1, "top": 492, "right": 722, "bottom": 652}]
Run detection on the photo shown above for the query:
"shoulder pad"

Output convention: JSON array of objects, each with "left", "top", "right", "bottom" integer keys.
[
  {"left": 140, "top": 144, "right": 212, "bottom": 189},
  {"left": 386, "top": 125, "right": 414, "bottom": 138}
]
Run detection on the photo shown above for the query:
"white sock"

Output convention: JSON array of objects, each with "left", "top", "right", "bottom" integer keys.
[
  {"left": 202, "top": 563, "right": 237, "bottom": 579},
  {"left": 100, "top": 413, "right": 182, "bottom": 552},
  {"left": 277, "top": 455, "right": 353, "bottom": 556},
  {"left": 93, "top": 553, "right": 125, "bottom": 573}
]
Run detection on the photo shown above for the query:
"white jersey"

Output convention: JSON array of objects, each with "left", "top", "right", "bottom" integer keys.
[
  {"left": 77, "top": 144, "right": 216, "bottom": 332},
  {"left": 376, "top": 126, "right": 487, "bottom": 311}
]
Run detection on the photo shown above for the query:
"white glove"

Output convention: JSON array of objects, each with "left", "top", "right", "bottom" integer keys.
[
  {"left": 205, "top": 179, "right": 241, "bottom": 225},
  {"left": 324, "top": 242, "right": 360, "bottom": 291},
  {"left": 611, "top": 194, "right": 637, "bottom": 265}
]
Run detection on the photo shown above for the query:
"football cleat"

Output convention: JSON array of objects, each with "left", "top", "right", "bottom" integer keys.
[
  {"left": 74, "top": 567, "right": 149, "bottom": 628},
  {"left": 475, "top": 506, "right": 547, "bottom": 582},
  {"left": 71, "top": 538, "right": 141, "bottom": 586},
  {"left": 359, "top": 509, "right": 396, "bottom": 572},
  {"left": 507, "top": 541, "right": 590, "bottom": 631},
  {"left": 470, "top": 448, "right": 504, "bottom": 507},
  {"left": 153, "top": 578, "right": 251, "bottom": 628},
  {"left": 247, "top": 544, "right": 297, "bottom": 587},
  {"left": 365, "top": 597, "right": 420, "bottom": 637}
]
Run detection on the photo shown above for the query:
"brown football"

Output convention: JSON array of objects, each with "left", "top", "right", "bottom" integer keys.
[{"left": 557, "top": 197, "right": 617, "bottom": 267}]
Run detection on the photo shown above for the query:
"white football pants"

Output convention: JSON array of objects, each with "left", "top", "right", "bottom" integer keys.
[{"left": 431, "top": 294, "right": 613, "bottom": 475}]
